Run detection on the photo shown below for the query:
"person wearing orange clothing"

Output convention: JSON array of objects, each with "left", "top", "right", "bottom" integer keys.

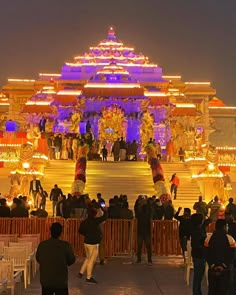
[
  {"left": 166, "top": 139, "right": 175, "bottom": 162},
  {"left": 170, "top": 173, "right": 180, "bottom": 200}
]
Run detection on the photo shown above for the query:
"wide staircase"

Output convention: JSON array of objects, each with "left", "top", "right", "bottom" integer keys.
[
  {"left": 42, "top": 160, "right": 201, "bottom": 212},
  {"left": 161, "top": 162, "right": 201, "bottom": 210}
]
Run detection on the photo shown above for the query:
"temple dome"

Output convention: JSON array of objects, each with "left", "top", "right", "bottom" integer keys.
[{"left": 84, "top": 61, "right": 140, "bottom": 88}]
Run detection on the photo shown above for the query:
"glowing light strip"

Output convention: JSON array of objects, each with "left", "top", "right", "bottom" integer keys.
[
  {"left": 216, "top": 147, "right": 236, "bottom": 150},
  {"left": 209, "top": 106, "right": 236, "bottom": 109},
  {"left": 0, "top": 160, "right": 19, "bottom": 162},
  {"left": 33, "top": 155, "right": 49, "bottom": 160},
  {"left": 74, "top": 56, "right": 145, "bottom": 61},
  {"left": 88, "top": 46, "right": 134, "bottom": 51},
  {"left": 218, "top": 163, "right": 236, "bottom": 166},
  {"left": 99, "top": 42, "right": 124, "bottom": 46},
  {"left": 168, "top": 88, "right": 180, "bottom": 92},
  {"left": 8, "top": 79, "right": 35, "bottom": 82},
  {"left": 84, "top": 83, "right": 141, "bottom": 88},
  {"left": 163, "top": 75, "right": 182, "bottom": 79},
  {"left": 175, "top": 103, "right": 196, "bottom": 108},
  {"left": 26, "top": 101, "right": 51, "bottom": 105},
  {"left": 185, "top": 82, "right": 211, "bottom": 85},
  {"left": 57, "top": 90, "right": 82, "bottom": 95},
  {"left": 0, "top": 144, "right": 21, "bottom": 147},
  {"left": 185, "top": 157, "right": 206, "bottom": 162},
  {"left": 97, "top": 70, "right": 130, "bottom": 75},
  {"left": 39, "top": 73, "right": 61, "bottom": 77},
  {"left": 192, "top": 172, "right": 223, "bottom": 179},
  {"left": 65, "top": 62, "right": 157, "bottom": 67},
  {"left": 144, "top": 91, "right": 167, "bottom": 97}
]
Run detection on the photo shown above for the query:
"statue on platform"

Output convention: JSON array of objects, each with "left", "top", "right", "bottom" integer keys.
[
  {"left": 140, "top": 111, "right": 154, "bottom": 149},
  {"left": 145, "top": 142, "right": 171, "bottom": 204},
  {"left": 70, "top": 112, "right": 81, "bottom": 133},
  {"left": 166, "top": 138, "right": 175, "bottom": 162},
  {"left": 71, "top": 141, "right": 89, "bottom": 196},
  {"left": 9, "top": 142, "right": 35, "bottom": 197},
  {"left": 26, "top": 124, "right": 41, "bottom": 151}
]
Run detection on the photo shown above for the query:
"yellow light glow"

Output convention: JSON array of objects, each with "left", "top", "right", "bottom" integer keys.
[
  {"left": 7, "top": 200, "right": 13, "bottom": 206},
  {"left": 22, "top": 162, "right": 30, "bottom": 169},
  {"left": 208, "top": 163, "right": 215, "bottom": 171}
]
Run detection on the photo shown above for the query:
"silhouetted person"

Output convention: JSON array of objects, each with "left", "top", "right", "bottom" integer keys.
[
  {"left": 0, "top": 198, "right": 10, "bottom": 217},
  {"left": 205, "top": 219, "right": 236, "bottom": 295},
  {"left": 193, "top": 195, "right": 208, "bottom": 219},
  {"left": 136, "top": 204, "right": 152, "bottom": 264},
  {"left": 36, "top": 222, "right": 75, "bottom": 295},
  {"left": 11, "top": 198, "right": 29, "bottom": 218},
  {"left": 101, "top": 145, "right": 108, "bottom": 161}
]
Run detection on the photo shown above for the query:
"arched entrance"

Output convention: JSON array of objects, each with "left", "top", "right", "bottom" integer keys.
[{"left": 98, "top": 105, "right": 127, "bottom": 143}]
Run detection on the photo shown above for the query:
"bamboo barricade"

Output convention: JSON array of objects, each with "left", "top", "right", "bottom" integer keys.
[{"left": 0, "top": 218, "right": 216, "bottom": 257}]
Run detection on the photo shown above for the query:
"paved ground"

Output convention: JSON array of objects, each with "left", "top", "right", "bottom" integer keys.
[{"left": 23, "top": 257, "right": 208, "bottom": 295}]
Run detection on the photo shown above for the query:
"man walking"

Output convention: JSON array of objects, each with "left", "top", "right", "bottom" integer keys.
[
  {"left": 36, "top": 222, "right": 75, "bottom": 295},
  {"left": 78, "top": 206, "right": 107, "bottom": 283},
  {"left": 50, "top": 184, "right": 63, "bottom": 217},
  {"left": 170, "top": 173, "right": 180, "bottom": 200}
]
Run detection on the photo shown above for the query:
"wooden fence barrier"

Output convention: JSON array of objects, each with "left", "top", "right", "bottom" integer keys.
[
  {"left": 0, "top": 218, "right": 11, "bottom": 234},
  {"left": 0, "top": 218, "right": 217, "bottom": 257}
]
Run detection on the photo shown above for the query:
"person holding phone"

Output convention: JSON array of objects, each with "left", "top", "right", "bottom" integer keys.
[{"left": 78, "top": 206, "right": 108, "bottom": 283}]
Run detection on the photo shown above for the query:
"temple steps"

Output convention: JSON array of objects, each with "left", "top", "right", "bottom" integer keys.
[{"left": 42, "top": 160, "right": 201, "bottom": 213}]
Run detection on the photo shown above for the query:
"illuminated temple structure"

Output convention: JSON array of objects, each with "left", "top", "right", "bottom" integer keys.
[{"left": 1, "top": 27, "right": 236, "bottom": 154}]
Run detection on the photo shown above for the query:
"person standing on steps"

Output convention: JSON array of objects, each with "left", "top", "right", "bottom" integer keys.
[
  {"left": 29, "top": 175, "right": 43, "bottom": 208},
  {"left": 50, "top": 184, "right": 63, "bottom": 217},
  {"left": 112, "top": 138, "right": 120, "bottom": 161},
  {"left": 170, "top": 173, "right": 180, "bottom": 200}
]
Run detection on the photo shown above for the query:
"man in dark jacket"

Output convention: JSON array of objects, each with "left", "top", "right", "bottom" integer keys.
[
  {"left": 190, "top": 213, "right": 212, "bottom": 295},
  {"left": 205, "top": 219, "right": 236, "bottom": 295},
  {"left": 29, "top": 175, "right": 43, "bottom": 208},
  {"left": 36, "top": 222, "right": 75, "bottom": 295},
  {"left": 11, "top": 198, "right": 29, "bottom": 218},
  {"left": 136, "top": 203, "right": 152, "bottom": 264},
  {"left": 50, "top": 184, "right": 63, "bottom": 217},
  {"left": 78, "top": 206, "right": 107, "bottom": 283},
  {"left": 0, "top": 198, "right": 10, "bottom": 217},
  {"left": 174, "top": 207, "right": 191, "bottom": 256}
]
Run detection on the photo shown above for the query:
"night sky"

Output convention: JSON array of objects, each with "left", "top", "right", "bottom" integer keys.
[{"left": 0, "top": 0, "right": 235, "bottom": 104}]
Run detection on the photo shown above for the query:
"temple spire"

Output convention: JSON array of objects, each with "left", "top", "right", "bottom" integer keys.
[{"left": 107, "top": 26, "right": 116, "bottom": 41}]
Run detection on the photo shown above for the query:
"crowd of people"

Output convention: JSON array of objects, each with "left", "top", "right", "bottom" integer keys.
[{"left": 1, "top": 189, "right": 236, "bottom": 293}]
